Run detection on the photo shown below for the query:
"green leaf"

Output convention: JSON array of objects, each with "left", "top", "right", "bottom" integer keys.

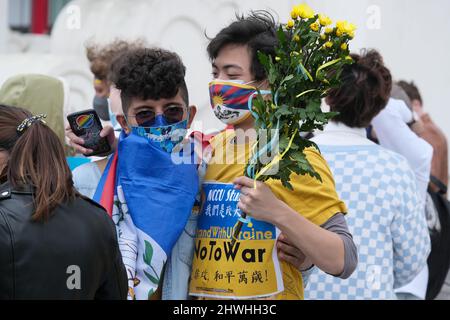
[
  {"left": 310, "top": 171, "right": 323, "bottom": 183},
  {"left": 297, "top": 109, "right": 307, "bottom": 119},
  {"left": 143, "top": 240, "right": 153, "bottom": 266},
  {"left": 277, "top": 25, "right": 287, "bottom": 47},
  {"left": 144, "top": 270, "right": 159, "bottom": 285},
  {"left": 289, "top": 142, "right": 299, "bottom": 150},
  {"left": 268, "top": 65, "right": 278, "bottom": 85},
  {"left": 279, "top": 135, "right": 290, "bottom": 151},
  {"left": 291, "top": 151, "right": 307, "bottom": 164},
  {"left": 257, "top": 51, "right": 270, "bottom": 69},
  {"left": 274, "top": 105, "right": 291, "bottom": 118},
  {"left": 306, "top": 99, "right": 321, "bottom": 112},
  {"left": 281, "top": 178, "right": 294, "bottom": 191},
  {"left": 324, "top": 111, "right": 339, "bottom": 119},
  {"left": 280, "top": 74, "right": 294, "bottom": 86},
  {"left": 309, "top": 141, "right": 322, "bottom": 154}
]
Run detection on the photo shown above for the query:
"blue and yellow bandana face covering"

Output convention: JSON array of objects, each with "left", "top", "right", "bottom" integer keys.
[{"left": 127, "top": 112, "right": 189, "bottom": 153}]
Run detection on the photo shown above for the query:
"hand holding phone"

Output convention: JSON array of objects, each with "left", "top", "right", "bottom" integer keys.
[{"left": 67, "top": 109, "right": 111, "bottom": 157}]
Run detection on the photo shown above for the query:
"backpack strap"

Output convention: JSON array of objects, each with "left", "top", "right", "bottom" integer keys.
[{"left": 430, "top": 175, "right": 448, "bottom": 195}]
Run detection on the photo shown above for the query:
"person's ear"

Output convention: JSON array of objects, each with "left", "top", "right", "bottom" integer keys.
[
  {"left": 187, "top": 105, "right": 197, "bottom": 129},
  {"left": 116, "top": 115, "right": 131, "bottom": 134}
]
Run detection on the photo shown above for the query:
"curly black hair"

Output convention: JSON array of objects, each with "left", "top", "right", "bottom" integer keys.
[{"left": 109, "top": 47, "right": 189, "bottom": 114}]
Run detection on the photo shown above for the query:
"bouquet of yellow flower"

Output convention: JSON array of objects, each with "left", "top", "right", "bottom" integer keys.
[
  {"left": 245, "top": 3, "right": 356, "bottom": 190},
  {"left": 232, "top": 4, "right": 356, "bottom": 243}
]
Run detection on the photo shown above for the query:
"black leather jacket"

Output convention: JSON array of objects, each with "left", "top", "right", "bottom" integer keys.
[{"left": 0, "top": 182, "right": 128, "bottom": 300}]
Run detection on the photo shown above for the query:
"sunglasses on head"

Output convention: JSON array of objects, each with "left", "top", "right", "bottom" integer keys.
[{"left": 130, "top": 105, "right": 187, "bottom": 127}]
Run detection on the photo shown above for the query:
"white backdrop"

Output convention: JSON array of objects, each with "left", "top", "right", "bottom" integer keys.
[{"left": 1, "top": 0, "right": 449, "bottom": 167}]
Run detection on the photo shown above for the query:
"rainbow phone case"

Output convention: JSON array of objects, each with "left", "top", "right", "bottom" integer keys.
[{"left": 67, "top": 109, "right": 111, "bottom": 157}]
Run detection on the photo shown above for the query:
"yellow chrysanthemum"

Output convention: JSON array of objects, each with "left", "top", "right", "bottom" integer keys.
[
  {"left": 287, "top": 19, "right": 295, "bottom": 29},
  {"left": 291, "top": 10, "right": 298, "bottom": 20},
  {"left": 349, "top": 23, "right": 357, "bottom": 32},
  {"left": 324, "top": 41, "right": 333, "bottom": 48},
  {"left": 293, "top": 35, "right": 301, "bottom": 42},
  {"left": 310, "top": 22, "right": 320, "bottom": 32},
  {"left": 293, "top": 3, "right": 315, "bottom": 20},
  {"left": 341, "top": 43, "right": 348, "bottom": 50},
  {"left": 325, "top": 27, "right": 334, "bottom": 34},
  {"left": 336, "top": 20, "right": 357, "bottom": 36},
  {"left": 320, "top": 34, "right": 327, "bottom": 40},
  {"left": 318, "top": 14, "right": 332, "bottom": 26}
]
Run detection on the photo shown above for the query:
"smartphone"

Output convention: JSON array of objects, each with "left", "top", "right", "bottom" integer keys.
[{"left": 67, "top": 109, "right": 111, "bottom": 157}]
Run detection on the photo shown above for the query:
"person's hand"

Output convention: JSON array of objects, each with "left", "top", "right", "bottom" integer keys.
[
  {"left": 65, "top": 124, "right": 117, "bottom": 155},
  {"left": 410, "top": 118, "right": 425, "bottom": 136},
  {"left": 277, "top": 233, "right": 312, "bottom": 271},
  {"left": 233, "top": 176, "right": 286, "bottom": 225},
  {"left": 412, "top": 102, "right": 425, "bottom": 117}
]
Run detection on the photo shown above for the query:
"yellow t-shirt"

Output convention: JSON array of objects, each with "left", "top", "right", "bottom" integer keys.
[{"left": 197, "top": 130, "right": 347, "bottom": 300}]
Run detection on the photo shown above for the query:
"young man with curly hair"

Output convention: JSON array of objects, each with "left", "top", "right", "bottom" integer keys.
[{"left": 72, "top": 47, "right": 200, "bottom": 300}]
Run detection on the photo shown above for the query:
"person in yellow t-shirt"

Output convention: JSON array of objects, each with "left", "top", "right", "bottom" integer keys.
[{"left": 188, "top": 11, "right": 357, "bottom": 300}]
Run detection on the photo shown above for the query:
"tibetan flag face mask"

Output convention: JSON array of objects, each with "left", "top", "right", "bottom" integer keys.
[{"left": 209, "top": 80, "right": 271, "bottom": 126}]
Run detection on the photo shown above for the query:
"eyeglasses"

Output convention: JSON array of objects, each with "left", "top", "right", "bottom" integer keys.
[{"left": 128, "top": 105, "right": 187, "bottom": 127}]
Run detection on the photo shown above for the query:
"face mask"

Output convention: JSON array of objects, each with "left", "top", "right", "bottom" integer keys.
[
  {"left": 128, "top": 114, "right": 189, "bottom": 153},
  {"left": 93, "top": 96, "right": 110, "bottom": 121},
  {"left": 107, "top": 101, "right": 122, "bottom": 133},
  {"left": 209, "top": 80, "right": 271, "bottom": 125}
]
